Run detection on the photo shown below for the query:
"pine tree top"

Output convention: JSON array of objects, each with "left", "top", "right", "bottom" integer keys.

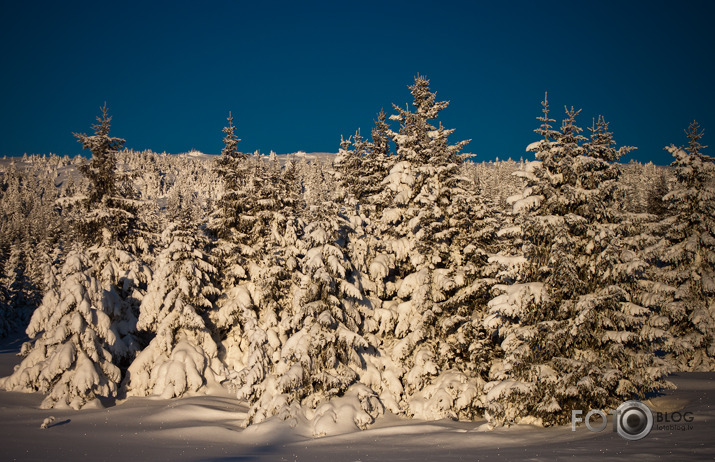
[
  {"left": 534, "top": 93, "right": 558, "bottom": 141},
  {"left": 221, "top": 112, "right": 243, "bottom": 159},
  {"left": 686, "top": 120, "right": 707, "bottom": 156},
  {"left": 389, "top": 75, "right": 469, "bottom": 166},
  {"left": 74, "top": 103, "right": 126, "bottom": 204}
]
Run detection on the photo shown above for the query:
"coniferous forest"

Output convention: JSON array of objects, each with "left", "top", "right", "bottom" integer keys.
[{"left": 0, "top": 77, "right": 713, "bottom": 433}]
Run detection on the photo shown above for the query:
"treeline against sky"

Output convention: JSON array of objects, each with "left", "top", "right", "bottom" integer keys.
[{"left": 0, "top": 77, "right": 712, "bottom": 431}]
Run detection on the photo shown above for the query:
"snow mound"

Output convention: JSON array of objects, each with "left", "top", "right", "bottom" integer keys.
[{"left": 307, "top": 383, "right": 384, "bottom": 437}]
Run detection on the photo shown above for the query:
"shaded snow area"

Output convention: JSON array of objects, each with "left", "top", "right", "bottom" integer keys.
[{"left": 1, "top": 337, "right": 713, "bottom": 461}]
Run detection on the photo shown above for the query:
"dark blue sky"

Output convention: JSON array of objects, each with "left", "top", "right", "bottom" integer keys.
[{"left": 1, "top": 1, "right": 714, "bottom": 165}]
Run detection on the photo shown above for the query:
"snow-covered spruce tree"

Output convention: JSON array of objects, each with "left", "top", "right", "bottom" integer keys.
[
  {"left": 648, "top": 121, "right": 715, "bottom": 371},
  {"left": 334, "top": 128, "right": 381, "bottom": 313},
  {"left": 356, "top": 76, "right": 491, "bottom": 420},
  {"left": 208, "top": 115, "right": 259, "bottom": 314},
  {"left": 242, "top": 172, "right": 382, "bottom": 435},
  {"left": 208, "top": 117, "right": 288, "bottom": 409},
  {"left": 124, "top": 191, "right": 223, "bottom": 399},
  {"left": 211, "top": 113, "right": 249, "bottom": 241},
  {"left": 335, "top": 110, "right": 397, "bottom": 222},
  {"left": 583, "top": 124, "right": 673, "bottom": 374},
  {"left": 484, "top": 96, "right": 669, "bottom": 426},
  {"left": 581, "top": 115, "right": 673, "bottom": 385},
  {"left": 335, "top": 116, "right": 396, "bottom": 362},
  {"left": 0, "top": 251, "right": 124, "bottom": 409},
  {"left": 74, "top": 106, "right": 149, "bottom": 369},
  {"left": 213, "top": 157, "right": 300, "bottom": 409},
  {"left": 0, "top": 106, "right": 149, "bottom": 407}
]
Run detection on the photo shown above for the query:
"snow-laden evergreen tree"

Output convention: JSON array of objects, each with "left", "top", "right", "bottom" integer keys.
[
  {"left": 82, "top": 107, "right": 150, "bottom": 359},
  {"left": 484, "top": 96, "right": 669, "bottom": 426},
  {"left": 124, "top": 191, "right": 223, "bottom": 398},
  {"left": 211, "top": 113, "right": 248, "bottom": 240},
  {"left": 2, "top": 107, "right": 149, "bottom": 406},
  {"left": 241, "top": 176, "right": 382, "bottom": 435},
  {"left": 0, "top": 250, "right": 124, "bottom": 409},
  {"left": 208, "top": 116, "right": 292, "bottom": 410},
  {"left": 73, "top": 105, "right": 150, "bottom": 354},
  {"left": 213, "top": 153, "right": 301, "bottom": 407},
  {"left": 647, "top": 121, "right": 715, "bottom": 371},
  {"left": 334, "top": 111, "right": 397, "bottom": 219},
  {"left": 208, "top": 115, "right": 259, "bottom": 328},
  {"left": 355, "top": 76, "right": 491, "bottom": 420}
]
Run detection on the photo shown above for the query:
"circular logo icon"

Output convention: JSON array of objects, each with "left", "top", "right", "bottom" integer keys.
[{"left": 616, "top": 400, "right": 653, "bottom": 441}]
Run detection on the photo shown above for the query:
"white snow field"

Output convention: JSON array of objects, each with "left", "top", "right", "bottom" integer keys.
[{"left": 1, "top": 335, "right": 713, "bottom": 461}]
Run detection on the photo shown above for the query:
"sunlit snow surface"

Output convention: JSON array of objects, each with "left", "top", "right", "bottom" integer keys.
[{"left": 1, "top": 336, "right": 713, "bottom": 461}]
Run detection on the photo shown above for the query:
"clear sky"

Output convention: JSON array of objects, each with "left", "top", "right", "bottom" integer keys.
[{"left": 1, "top": 0, "right": 714, "bottom": 165}]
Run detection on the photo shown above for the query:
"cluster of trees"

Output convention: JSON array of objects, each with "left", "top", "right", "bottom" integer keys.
[{"left": 0, "top": 78, "right": 712, "bottom": 432}]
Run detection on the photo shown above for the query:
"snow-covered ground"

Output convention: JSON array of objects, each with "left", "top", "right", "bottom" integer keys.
[{"left": 1, "top": 335, "right": 713, "bottom": 462}]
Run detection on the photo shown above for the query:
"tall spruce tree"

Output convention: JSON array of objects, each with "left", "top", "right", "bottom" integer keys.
[
  {"left": 215, "top": 154, "right": 300, "bottom": 407},
  {"left": 357, "top": 76, "right": 490, "bottom": 419},
  {"left": 649, "top": 121, "right": 715, "bottom": 371},
  {"left": 1, "top": 106, "right": 150, "bottom": 406},
  {"left": 484, "top": 96, "right": 669, "bottom": 426},
  {"left": 76, "top": 105, "right": 149, "bottom": 366}
]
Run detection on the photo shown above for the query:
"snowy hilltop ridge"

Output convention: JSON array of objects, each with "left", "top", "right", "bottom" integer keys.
[
  {"left": 170, "top": 150, "right": 339, "bottom": 166},
  {"left": 0, "top": 78, "right": 712, "bottom": 435}
]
